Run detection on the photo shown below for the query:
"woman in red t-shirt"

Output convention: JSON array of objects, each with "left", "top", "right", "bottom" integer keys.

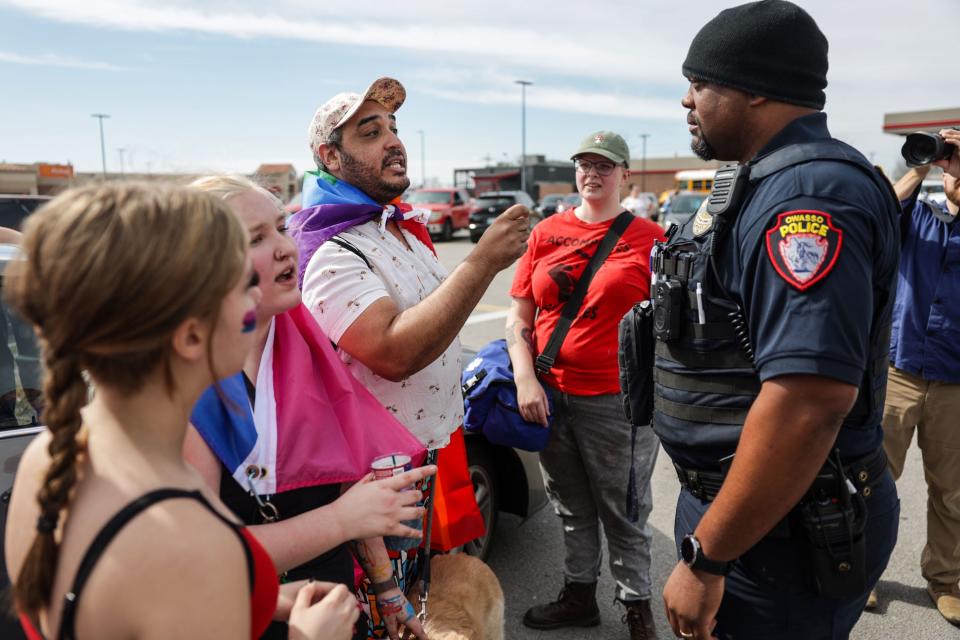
[{"left": 507, "top": 131, "right": 666, "bottom": 637}]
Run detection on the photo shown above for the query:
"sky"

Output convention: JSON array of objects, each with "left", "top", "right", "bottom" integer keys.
[{"left": 1, "top": 0, "right": 957, "bottom": 189}]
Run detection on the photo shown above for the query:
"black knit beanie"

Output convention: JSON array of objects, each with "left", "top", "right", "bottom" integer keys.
[{"left": 682, "top": 0, "right": 828, "bottom": 109}]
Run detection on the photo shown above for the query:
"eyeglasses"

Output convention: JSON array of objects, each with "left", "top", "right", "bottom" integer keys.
[{"left": 574, "top": 159, "right": 618, "bottom": 177}]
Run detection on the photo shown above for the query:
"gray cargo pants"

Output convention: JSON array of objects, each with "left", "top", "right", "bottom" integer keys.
[{"left": 539, "top": 391, "right": 658, "bottom": 601}]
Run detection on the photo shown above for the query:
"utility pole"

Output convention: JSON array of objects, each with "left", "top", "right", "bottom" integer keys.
[
  {"left": 515, "top": 80, "right": 533, "bottom": 196},
  {"left": 91, "top": 113, "right": 110, "bottom": 178},
  {"left": 117, "top": 147, "right": 126, "bottom": 177},
  {"left": 638, "top": 133, "right": 650, "bottom": 192},
  {"left": 417, "top": 129, "right": 426, "bottom": 187}
]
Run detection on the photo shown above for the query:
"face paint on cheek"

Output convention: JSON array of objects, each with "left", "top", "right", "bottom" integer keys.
[{"left": 242, "top": 310, "right": 256, "bottom": 333}]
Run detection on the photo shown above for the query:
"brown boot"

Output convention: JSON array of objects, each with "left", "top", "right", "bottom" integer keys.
[
  {"left": 622, "top": 599, "right": 658, "bottom": 640},
  {"left": 522, "top": 581, "right": 601, "bottom": 630},
  {"left": 928, "top": 584, "right": 960, "bottom": 626}
]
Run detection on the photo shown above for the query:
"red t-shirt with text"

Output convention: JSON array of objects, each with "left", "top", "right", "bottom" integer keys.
[{"left": 510, "top": 210, "right": 665, "bottom": 395}]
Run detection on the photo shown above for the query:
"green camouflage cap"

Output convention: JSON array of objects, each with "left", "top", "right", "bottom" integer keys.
[{"left": 571, "top": 131, "right": 630, "bottom": 166}]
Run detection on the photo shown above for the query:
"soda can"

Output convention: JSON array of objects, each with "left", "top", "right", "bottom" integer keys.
[
  {"left": 370, "top": 453, "right": 412, "bottom": 480},
  {"left": 370, "top": 453, "right": 423, "bottom": 552}
]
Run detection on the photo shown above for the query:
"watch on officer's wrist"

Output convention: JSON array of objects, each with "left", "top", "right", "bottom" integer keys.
[{"left": 681, "top": 533, "right": 734, "bottom": 576}]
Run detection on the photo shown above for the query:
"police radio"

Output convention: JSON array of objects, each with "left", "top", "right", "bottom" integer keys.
[{"left": 706, "top": 163, "right": 750, "bottom": 218}]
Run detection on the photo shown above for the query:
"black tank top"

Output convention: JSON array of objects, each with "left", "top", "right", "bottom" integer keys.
[{"left": 57, "top": 489, "right": 257, "bottom": 640}]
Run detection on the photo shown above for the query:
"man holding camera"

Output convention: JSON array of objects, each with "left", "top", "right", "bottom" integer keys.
[
  {"left": 654, "top": 2, "right": 901, "bottom": 638},
  {"left": 866, "top": 128, "right": 960, "bottom": 624}
]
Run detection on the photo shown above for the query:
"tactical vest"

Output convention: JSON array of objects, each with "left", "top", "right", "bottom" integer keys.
[{"left": 650, "top": 140, "right": 899, "bottom": 462}]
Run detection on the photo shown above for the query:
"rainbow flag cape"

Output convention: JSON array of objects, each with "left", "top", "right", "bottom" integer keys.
[{"left": 289, "top": 170, "right": 434, "bottom": 287}]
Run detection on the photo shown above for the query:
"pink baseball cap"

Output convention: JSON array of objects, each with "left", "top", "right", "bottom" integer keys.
[{"left": 307, "top": 77, "right": 406, "bottom": 153}]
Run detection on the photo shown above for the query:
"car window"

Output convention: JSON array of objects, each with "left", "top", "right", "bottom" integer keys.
[
  {"left": 0, "top": 263, "right": 42, "bottom": 431},
  {"left": 406, "top": 191, "right": 451, "bottom": 204},
  {"left": 474, "top": 197, "right": 515, "bottom": 208},
  {"left": 563, "top": 194, "right": 582, "bottom": 205},
  {"left": 453, "top": 192, "right": 464, "bottom": 205},
  {"left": 670, "top": 194, "right": 707, "bottom": 214},
  {"left": 0, "top": 198, "right": 46, "bottom": 231}
]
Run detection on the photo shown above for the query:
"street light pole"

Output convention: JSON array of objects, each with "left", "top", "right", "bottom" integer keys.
[
  {"left": 417, "top": 129, "right": 425, "bottom": 188},
  {"left": 638, "top": 133, "right": 650, "bottom": 192},
  {"left": 91, "top": 113, "right": 110, "bottom": 178},
  {"left": 515, "top": 80, "right": 533, "bottom": 196}
]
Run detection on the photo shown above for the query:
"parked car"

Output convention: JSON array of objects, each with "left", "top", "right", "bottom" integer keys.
[
  {"left": 0, "top": 240, "right": 44, "bottom": 640},
  {"left": 459, "top": 347, "right": 548, "bottom": 559},
  {"left": 406, "top": 188, "right": 472, "bottom": 241},
  {"left": 467, "top": 191, "right": 536, "bottom": 243},
  {"left": 536, "top": 193, "right": 566, "bottom": 218},
  {"left": 555, "top": 193, "right": 582, "bottom": 214},
  {"left": 659, "top": 191, "right": 708, "bottom": 229}
]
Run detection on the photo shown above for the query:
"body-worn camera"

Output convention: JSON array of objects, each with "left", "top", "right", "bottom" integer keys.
[
  {"left": 901, "top": 131, "right": 956, "bottom": 166},
  {"left": 653, "top": 279, "right": 684, "bottom": 342}
]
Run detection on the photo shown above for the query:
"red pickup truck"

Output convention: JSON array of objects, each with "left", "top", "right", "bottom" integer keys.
[{"left": 405, "top": 188, "right": 472, "bottom": 241}]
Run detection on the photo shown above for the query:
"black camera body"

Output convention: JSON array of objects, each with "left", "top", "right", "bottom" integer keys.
[
  {"left": 653, "top": 278, "right": 684, "bottom": 342},
  {"left": 902, "top": 130, "right": 957, "bottom": 166}
]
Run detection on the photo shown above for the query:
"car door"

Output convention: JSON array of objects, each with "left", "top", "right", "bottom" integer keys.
[
  {"left": 0, "top": 254, "right": 43, "bottom": 640},
  {"left": 452, "top": 190, "right": 470, "bottom": 229}
]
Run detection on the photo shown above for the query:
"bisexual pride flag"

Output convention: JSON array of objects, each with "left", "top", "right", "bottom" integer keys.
[{"left": 191, "top": 303, "right": 426, "bottom": 496}]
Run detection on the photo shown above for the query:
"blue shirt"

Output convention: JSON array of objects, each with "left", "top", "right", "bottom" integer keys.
[
  {"left": 724, "top": 113, "right": 899, "bottom": 458},
  {"left": 889, "top": 190, "right": 960, "bottom": 383}
]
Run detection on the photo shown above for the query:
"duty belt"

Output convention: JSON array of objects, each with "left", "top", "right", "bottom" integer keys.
[{"left": 674, "top": 447, "right": 888, "bottom": 503}]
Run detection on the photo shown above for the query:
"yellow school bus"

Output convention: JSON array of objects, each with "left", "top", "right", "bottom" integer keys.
[{"left": 675, "top": 169, "right": 716, "bottom": 192}]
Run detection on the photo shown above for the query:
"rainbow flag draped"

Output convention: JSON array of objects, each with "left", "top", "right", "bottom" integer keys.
[
  {"left": 190, "top": 303, "right": 426, "bottom": 495},
  {"left": 288, "top": 170, "right": 434, "bottom": 288}
]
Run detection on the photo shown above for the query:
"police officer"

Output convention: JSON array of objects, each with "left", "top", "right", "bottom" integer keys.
[{"left": 654, "top": 2, "right": 901, "bottom": 638}]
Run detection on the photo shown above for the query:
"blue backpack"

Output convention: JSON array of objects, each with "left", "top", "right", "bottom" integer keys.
[{"left": 461, "top": 339, "right": 553, "bottom": 452}]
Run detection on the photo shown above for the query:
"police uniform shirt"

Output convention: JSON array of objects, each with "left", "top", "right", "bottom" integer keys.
[{"left": 716, "top": 112, "right": 899, "bottom": 460}]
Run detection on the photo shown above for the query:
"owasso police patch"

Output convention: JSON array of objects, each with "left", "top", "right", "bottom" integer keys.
[{"left": 764, "top": 210, "right": 842, "bottom": 291}]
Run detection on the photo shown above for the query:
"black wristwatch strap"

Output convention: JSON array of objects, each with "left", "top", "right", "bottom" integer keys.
[{"left": 682, "top": 534, "right": 734, "bottom": 576}]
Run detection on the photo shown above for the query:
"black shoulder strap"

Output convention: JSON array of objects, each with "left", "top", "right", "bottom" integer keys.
[
  {"left": 58, "top": 489, "right": 251, "bottom": 640},
  {"left": 749, "top": 140, "right": 865, "bottom": 182},
  {"left": 535, "top": 211, "right": 634, "bottom": 374},
  {"left": 749, "top": 140, "right": 900, "bottom": 219},
  {"left": 329, "top": 235, "right": 374, "bottom": 271}
]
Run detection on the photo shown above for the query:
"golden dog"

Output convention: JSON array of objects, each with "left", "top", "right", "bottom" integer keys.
[{"left": 408, "top": 554, "right": 505, "bottom": 640}]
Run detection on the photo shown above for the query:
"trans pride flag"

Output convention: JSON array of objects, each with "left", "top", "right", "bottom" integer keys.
[{"left": 191, "top": 303, "right": 426, "bottom": 496}]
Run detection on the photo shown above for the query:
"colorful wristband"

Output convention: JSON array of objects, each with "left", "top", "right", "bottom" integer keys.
[{"left": 371, "top": 578, "right": 397, "bottom": 594}]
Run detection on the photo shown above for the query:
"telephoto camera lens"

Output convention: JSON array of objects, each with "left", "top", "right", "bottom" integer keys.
[{"left": 901, "top": 132, "right": 955, "bottom": 166}]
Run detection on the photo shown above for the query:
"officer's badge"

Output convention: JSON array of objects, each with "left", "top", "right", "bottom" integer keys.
[
  {"left": 765, "top": 210, "right": 842, "bottom": 291},
  {"left": 692, "top": 199, "right": 714, "bottom": 236}
]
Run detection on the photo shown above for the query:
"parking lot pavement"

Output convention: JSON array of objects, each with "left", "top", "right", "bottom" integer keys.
[
  {"left": 485, "top": 444, "right": 951, "bottom": 640},
  {"left": 436, "top": 238, "right": 957, "bottom": 640}
]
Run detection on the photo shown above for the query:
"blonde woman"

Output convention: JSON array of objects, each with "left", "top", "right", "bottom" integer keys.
[
  {"left": 4, "top": 183, "right": 357, "bottom": 639},
  {"left": 186, "top": 176, "right": 433, "bottom": 640}
]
